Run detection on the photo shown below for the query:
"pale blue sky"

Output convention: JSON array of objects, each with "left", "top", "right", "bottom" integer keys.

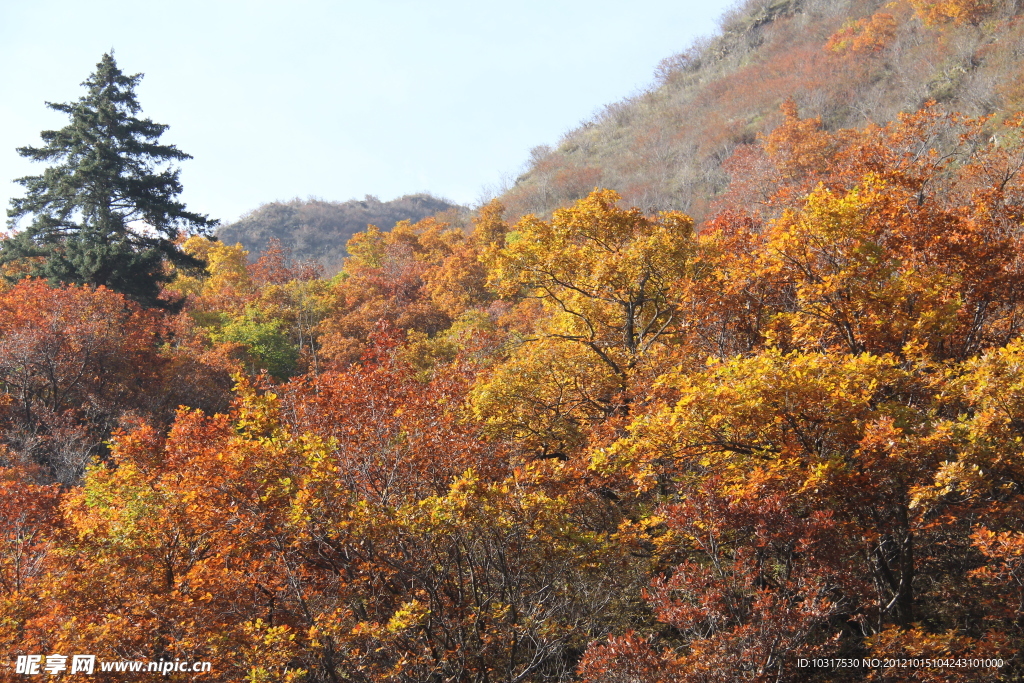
[{"left": 1, "top": 0, "right": 732, "bottom": 226}]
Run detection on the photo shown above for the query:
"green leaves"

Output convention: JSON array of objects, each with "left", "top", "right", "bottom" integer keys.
[{"left": 214, "top": 310, "right": 299, "bottom": 380}]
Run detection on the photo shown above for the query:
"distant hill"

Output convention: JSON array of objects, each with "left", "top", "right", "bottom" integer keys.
[
  {"left": 501, "top": 0, "right": 1024, "bottom": 221},
  {"left": 217, "top": 194, "right": 460, "bottom": 274}
]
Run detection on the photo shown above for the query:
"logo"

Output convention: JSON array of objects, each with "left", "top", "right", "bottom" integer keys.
[{"left": 15, "top": 655, "right": 95, "bottom": 675}]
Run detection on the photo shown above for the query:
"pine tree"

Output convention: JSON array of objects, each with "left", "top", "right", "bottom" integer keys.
[{"left": 4, "top": 53, "right": 216, "bottom": 309}]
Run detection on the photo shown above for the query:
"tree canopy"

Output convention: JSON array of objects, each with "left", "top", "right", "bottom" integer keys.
[{"left": 6, "top": 6, "right": 1024, "bottom": 680}]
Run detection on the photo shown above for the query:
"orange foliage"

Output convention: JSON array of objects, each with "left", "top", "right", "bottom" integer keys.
[
  {"left": 318, "top": 212, "right": 496, "bottom": 368},
  {"left": 826, "top": 13, "right": 898, "bottom": 54},
  {"left": 909, "top": 0, "right": 994, "bottom": 25}
]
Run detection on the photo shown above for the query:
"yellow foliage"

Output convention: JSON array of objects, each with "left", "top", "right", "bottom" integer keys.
[
  {"left": 476, "top": 189, "right": 695, "bottom": 452},
  {"left": 911, "top": 337, "right": 1024, "bottom": 506},
  {"left": 760, "top": 177, "right": 963, "bottom": 356},
  {"left": 170, "top": 235, "right": 252, "bottom": 300},
  {"left": 343, "top": 224, "right": 387, "bottom": 270},
  {"left": 471, "top": 337, "right": 622, "bottom": 454},
  {"left": 604, "top": 348, "right": 916, "bottom": 495}
]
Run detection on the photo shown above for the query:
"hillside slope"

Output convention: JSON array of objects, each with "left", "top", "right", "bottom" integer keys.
[
  {"left": 502, "top": 0, "right": 1024, "bottom": 220},
  {"left": 217, "top": 193, "right": 459, "bottom": 273}
]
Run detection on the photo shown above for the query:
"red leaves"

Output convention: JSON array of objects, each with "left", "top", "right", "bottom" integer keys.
[
  {"left": 578, "top": 632, "right": 676, "bottom": 683},
  {"left": 0, "top": 467, "right": 60, "bottom": 596},
  {"left": 644, "top": 483, "right": 850, "bottom": 680},
  {"left": 0, "top": 279, "right": 235, "bottom": 483},
  {"left": 283, "top": 346, "right": 510, "bottom": 504},
  {"left": 0, "top": 280, "right": 164, "bottom": 481}
]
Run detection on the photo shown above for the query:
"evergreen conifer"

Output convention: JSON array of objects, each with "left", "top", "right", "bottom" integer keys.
[{"left": 4, "top": 53, "right": 216, "bottom": 308}]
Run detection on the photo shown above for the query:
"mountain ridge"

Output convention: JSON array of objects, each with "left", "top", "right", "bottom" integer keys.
[
  {"left": 499, "top": 0, "right": 1024, "bottom": 221},
  {"left": 216, "top": 193, "right": 461, "bottom": 273}
]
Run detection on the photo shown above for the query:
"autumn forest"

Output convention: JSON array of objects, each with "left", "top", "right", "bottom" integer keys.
[{"left": 4, "top": 0, "right": 1024, "bottom": 681}]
